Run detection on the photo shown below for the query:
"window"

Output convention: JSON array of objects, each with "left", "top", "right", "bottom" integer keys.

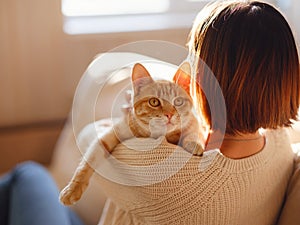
[
  {"left": 62, "top": 0, "right": 170, "bottom": 16},
  {"left": 62, "top": 0, "right": 211, "bottom": 34}
]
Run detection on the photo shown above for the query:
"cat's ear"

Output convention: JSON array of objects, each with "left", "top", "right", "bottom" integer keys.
[
  {"left": 132, "top": 63, "right": 154, "bottom": 94},
  {"left": 173, "top": 62, "right": 191, "bottom": 95}
]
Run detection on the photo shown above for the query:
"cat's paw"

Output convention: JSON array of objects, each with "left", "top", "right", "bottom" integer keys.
[
  {"left": 59, "top": 182, "right": 87, "bottom": 205},
  {"left": 184, "top": 141, "right": 204, "bottom": 156}
]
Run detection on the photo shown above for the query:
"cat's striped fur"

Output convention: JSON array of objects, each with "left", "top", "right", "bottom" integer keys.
[{"left": 59, "top": 62, "right": 203, "bottom": 205}]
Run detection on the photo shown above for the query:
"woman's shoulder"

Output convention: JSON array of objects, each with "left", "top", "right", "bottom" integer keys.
[{"left": 113, "top": 128, "right": 294, "bottom": 172}]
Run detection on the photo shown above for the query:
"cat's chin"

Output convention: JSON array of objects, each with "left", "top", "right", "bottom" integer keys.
[
  {"left": 166, "top": 122, "right": 175, "bottom": 128},
  {"left": 166, "top": 124, "right": 181, "bottom": 132}
]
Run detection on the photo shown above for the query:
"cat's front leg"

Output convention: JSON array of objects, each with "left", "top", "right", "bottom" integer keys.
[
  {"left": 59, "top": 135, "right": 103, "bottom": 205},
  {"left": 101, "top": 116, "right": 134, "bottom": 150},
  {"left": 59, "top": 160, "right": 94, "bottom": 205},
  {"left": 59, "top": 132, "right": 108, "bottom": 205},
  {"left": 182, "top": 116, "right": 206, "bottom": 156},
  {"left": 60, "top": 118, "right": 132, "bottom": 205},
  {"left": 181, "top": 132, "right": 204, "bottom": 156},
  {"left": 183, "top": 139, "right": 204, "bottom": 156}
]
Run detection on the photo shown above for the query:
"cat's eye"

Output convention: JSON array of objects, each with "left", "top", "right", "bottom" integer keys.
[
  {"left": 173, "top": 97, "right": 185, "bottom": 106},
  {"left": 149, "top": 98, "right": 161, "bottom": 107}
]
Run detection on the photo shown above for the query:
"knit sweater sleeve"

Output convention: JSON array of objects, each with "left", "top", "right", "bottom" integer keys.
[{"left": 92, "top": 128, "right": 294, "bottom": 225}]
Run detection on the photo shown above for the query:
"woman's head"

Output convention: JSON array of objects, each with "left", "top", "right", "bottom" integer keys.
[{"left": 189, "top": 0, "right": 300, "bottom": 135}]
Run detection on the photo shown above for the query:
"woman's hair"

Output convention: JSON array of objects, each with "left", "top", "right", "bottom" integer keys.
[{"left": 188, "top": 0, "right": 300, "bottom": 135}]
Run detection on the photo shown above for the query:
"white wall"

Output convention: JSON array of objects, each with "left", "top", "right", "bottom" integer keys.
[
  {"left": 289, "top": 0, "right": 300, "bottom": 40},
  {"left": 0, "top": 0, "right": 190, "bottom": 127}
]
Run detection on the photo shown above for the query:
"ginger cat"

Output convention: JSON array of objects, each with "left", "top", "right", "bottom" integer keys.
[{"left": 59, "top": 62, "right": 203, "bottom": 205}]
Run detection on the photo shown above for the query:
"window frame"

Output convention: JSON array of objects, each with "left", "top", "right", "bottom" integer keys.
[{"left": 62, "top": 0, "right": 212, "bottom": 35}]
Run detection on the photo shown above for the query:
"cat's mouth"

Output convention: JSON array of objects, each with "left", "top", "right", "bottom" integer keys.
[
  {"left": 149, "top": 117, "right": 179, "bottom": 129},
  {"left": 166, "top": 121, "right": 174, "bottom": 126},
  {"left": 149, "top": 118, "right": 174, "bottom": 129},
  {"left": 166, "top": 121, "right": 179, "bottom": 132}
]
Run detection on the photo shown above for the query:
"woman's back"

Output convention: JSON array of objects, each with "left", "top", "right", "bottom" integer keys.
[{"left": 97, "top": 128, "right": 294, "bottom": 225}]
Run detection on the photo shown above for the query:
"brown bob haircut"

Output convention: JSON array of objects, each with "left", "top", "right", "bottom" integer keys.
[{"left": 188, "top": 0, "right": 300, "bottom": 135}]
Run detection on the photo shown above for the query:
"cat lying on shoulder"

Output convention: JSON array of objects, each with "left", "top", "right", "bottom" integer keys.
[{"left": 59, "top": 62, "right": 204, "bottom": 205}]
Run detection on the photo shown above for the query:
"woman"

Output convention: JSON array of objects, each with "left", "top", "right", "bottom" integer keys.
[{"left": 95, "top": 1, "right": 300, "bottom": 225}]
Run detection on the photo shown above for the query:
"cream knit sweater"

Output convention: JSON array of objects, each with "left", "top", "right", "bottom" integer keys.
[{"left": 90, "top": 128, "right": 294, "bottom": 225}]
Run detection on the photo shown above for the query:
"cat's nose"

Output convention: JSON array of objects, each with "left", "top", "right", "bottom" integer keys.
[{"left": 165, "top": 113, "right": 173, "bottom": 120}]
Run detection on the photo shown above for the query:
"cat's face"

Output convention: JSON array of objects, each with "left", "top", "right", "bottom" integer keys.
[{"left": 131, "top": 63, "right": 194, "bottom": 136}]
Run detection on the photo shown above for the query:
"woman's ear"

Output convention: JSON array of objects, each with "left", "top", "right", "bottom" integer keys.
[
  {"left": 131, "top": 63, "right": 153, "bottom": 95},
  {"left": 173, "top": 62, "right": 191, "bottom": 95}
]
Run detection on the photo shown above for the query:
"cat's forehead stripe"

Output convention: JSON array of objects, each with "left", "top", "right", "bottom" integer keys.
[{"left": 156, "top": 83, "right": 178, "bottom": 98}]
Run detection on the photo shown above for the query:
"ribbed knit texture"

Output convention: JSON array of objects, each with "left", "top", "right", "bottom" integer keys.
[{"left": 94, "top": 128, "right": 294, "bottom": 225}]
